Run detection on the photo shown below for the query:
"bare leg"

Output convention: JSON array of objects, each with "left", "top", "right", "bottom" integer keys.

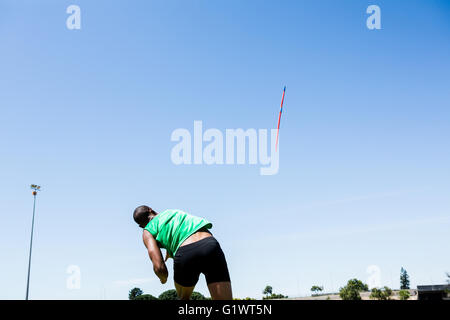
[
  {"left": 175, "top": 281, "right": 196, "bottom": 300},
  {"left": 207, "top": 281, "right": 232, "bottom": 300}
]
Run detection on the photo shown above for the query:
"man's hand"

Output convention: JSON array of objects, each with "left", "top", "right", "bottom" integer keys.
[{"left": 159, "top": 274, "right": 168, "bottom": 284}]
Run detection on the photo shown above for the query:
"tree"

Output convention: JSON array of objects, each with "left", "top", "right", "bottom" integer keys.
[
  {"left": 128, "top": 287, "right": 143, "bottom": 300},
  {"left": 370, "top": 286, "right": 392, "bottom": 300},
  {"left": 158, "top": 289, "right": 209, "bottom": 300},
  {"left": 158, "top": 289, "right": 179, "bottom": 300},
  {"left": 134, "top": 294, "right": 158, "bottom": 300},
  {"left": 398, "top": 290, "right": 410, "bottom": 300},
  {"left": 339, "top": 286, "right": 361, "bottom": 300},
  {"left": 191, "top": 292, "right": 209, "bottom": 300},
  {"left": 339, "top": 279, "right": 369, "bottom": 300},
  {"left": 263, "top": 293, "right": 288, "bottom": 300},
  {"left": 263, "top": 285, "right": 273, "bottom": 297},
  {"left": 262, "top": 285, "right": 287, "bottom": 300},
  {"left": 400, "top": 267, "right": 410, "bottom": 289},
  {"left": 347, "top": 279, "right": 368, "bottom": 291},
  {"left": 446, "top": 272, "right": 450, "bottom": 284},
  {"left": 311, "top": 286, "right": 324, "bottom": 296}
]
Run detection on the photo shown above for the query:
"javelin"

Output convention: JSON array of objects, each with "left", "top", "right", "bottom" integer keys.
[{"left": 275, "top": 86, "right": 286, "bottom": 151}]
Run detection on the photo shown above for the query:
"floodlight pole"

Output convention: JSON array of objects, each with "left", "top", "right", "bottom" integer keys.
[{"left": 25, "top": 187, "right": 39, "bottom": 300}]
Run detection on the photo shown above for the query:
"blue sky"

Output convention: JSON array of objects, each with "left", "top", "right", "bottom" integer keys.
[{"left": 0, "top": 0, "right": 449, "bottom": 299}]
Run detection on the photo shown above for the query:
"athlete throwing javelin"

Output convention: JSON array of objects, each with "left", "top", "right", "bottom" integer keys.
[{"left": 133, "top": 206, "right": 232, "bottom": 300}]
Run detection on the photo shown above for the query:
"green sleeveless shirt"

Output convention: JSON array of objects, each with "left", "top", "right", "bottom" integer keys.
[{"left": 144, "top": 209, "right": 212, "bottom": 256}]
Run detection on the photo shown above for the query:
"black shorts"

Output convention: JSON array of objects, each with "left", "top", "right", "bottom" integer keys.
[{"left": 173, "top": 236, "right": 231, "bottom": 287}]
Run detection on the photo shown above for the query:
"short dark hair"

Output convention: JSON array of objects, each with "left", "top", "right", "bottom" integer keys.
[{"left": 133, "top": 205, "right": 154, "bottom": 226}]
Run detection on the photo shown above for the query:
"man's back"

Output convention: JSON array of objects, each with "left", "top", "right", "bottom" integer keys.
[{"left": 144, "top": 209, "right": 212, "bottom": 257}]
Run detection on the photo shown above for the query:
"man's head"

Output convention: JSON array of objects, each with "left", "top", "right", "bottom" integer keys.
[{"left": 133, "top": 205, "right": 157, "bottom": 228}]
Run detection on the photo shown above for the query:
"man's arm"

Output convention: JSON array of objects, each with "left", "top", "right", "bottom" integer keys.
[{"left": 142, "top": 230, "right": 168, "bottom": 284}]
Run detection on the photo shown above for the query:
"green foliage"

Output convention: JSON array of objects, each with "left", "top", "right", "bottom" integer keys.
[
  {"left": 339, "top": 286, "right": 361, "bottom": 300},
  {"left": 339, "top": 279, "right": 369, "bottom": 300},
  {"left": 400, "top": 267, "right": 410, "bottom": 290},
  {"left": 348, "top": 279, "right": 369, "bottom": 292},
  {"left": 262, "top": 293, "right": 288, "bottom": 300},
  {"left": 190, "top": 292, "right": 209, "bottom": 300},
  {"left": 262, "top": 285, "right": 286, "bottom": 299},
  {"left": 157, "top": 289, "right": 209, "bottom": 300},
  {"left": 234, "top": 297, "right": 256, "bottom": 300},
  {"left": 311, "top": 285, "right": 324, "bottom": 296},
  {"left": 158, "top": 289, "right": 179, "bottom": 300},
  {"left": 263, "top": 285, "right": 273, "bottom": 296},
  {"left": 128, "top": 287, "right": 143, "bottom": 300},
  {"left": 134, "top": 294, "right": 158, "bottom": 300},
  {"left": 400, "top": 268, "right": 410, "bottom": 289},
  {"left": 383, "top": 286, "right": 392, "bottom": 297},
  {"left": 398, "top": 290, "right": 410, "bottom": 300},
  {"left": 370, "top": 287, "right": 393, "bottom": 300}
]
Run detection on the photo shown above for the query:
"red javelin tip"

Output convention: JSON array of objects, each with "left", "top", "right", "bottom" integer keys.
[{"left": 275, "top": 86, "right": 286, "bottom": 151}]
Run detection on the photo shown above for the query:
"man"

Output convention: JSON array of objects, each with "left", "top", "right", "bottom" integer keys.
[{"left": 133, "top": 205, "right": 232, "bottom": 300}]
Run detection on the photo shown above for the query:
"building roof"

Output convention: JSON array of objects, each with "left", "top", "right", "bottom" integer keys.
[{"left": 417, "top": 284, "right": 450, "bottom": 292}]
